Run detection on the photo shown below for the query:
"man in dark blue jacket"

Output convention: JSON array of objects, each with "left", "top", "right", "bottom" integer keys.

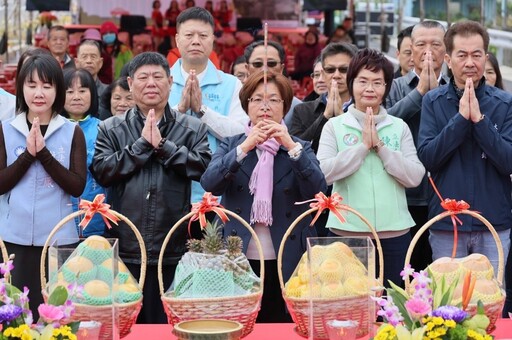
[{"left": 418, "top": 21, "right": 512, "bottom": 278}]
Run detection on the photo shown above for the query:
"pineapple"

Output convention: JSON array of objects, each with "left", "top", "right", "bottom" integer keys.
[
  {"left": 186, "top": 238, "right": 203, "bottom": 253},
  {"left": 201, "top": 221, "right": 223, "bottom": 254},
  {"left": 226, "top": 236, "right": 243, "bottom": 258}
]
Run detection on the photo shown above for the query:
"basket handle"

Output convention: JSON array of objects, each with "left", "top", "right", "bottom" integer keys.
[
  {"left": 40, "top": 210, "right": 147, "bottom": 292},
  {"left": 157, "top": 208, "right": 264, "bottom": 295},
  {"left": 404, "top": 210, "right": 505, "bottom": 288},
  {"left": 277, "top": 206, "right": 385, "bottom": 291}
]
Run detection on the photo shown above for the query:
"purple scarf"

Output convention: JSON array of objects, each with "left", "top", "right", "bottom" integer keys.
[{"left": 245, "top": 124, "right": 280, "bottom": 226}]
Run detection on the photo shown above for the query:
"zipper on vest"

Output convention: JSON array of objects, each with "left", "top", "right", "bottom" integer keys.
[{"left": 146, "top": 191, "right": 150, "bottom": 200}]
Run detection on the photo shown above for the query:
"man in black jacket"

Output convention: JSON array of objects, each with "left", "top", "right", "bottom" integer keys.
[{"left": 91, "top": 52, "right": 211, "bottom": 324}]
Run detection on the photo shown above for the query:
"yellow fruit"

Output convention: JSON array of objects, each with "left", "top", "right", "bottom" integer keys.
[
  {"left": 428, "top": 257, "right": 462, "bottom": 285},
  {"left": 318, "top": 258, "right": 343, "bottom": 283},
  {"left": 101, "top": 258, "right": 129, "bottom": 273},
  {"left": 285, "top": 277, "right": 302, "bottom": 298},
  {"left": 320, "top": 283, "right": 345, "bottom": 298},
  {"left": 460, "top": 254, "right": 494, "bottom": 280},
  {"left": 300, "top": 245, "right": 329, "bottom": 266},
  {"left": 299, "top": 282, "right": 322, "bottom": 298},
  {"left": 83, "top": 235, "right": 112, "bottom": 249},
  {"left": 344, "top": 276, "right": 369, "bottom": 296},
  {"left": 470, "top": 279, "right": 503, "bottom": 304},
  {"left": 84, "top": 280, "right": 111, "bottom": 298},
  {"left": 341, "top": 259, "right": 367, "bottom": 281},
  {"left": 324, "top": 242, "right": 355, "bottom": 259},
  {"left": 65, "top": 256, "right": 94, "bottom": 274},
  {"left": 116, "top": 283, "right": 139, "bottom": 293},
  {"left": 297, "top": 262, "right": 319, "bottom": 284}
]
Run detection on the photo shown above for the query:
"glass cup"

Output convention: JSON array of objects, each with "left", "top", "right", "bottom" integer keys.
[
  {"left": 325, "top": 320, "right": 359, "bottom": 340},
  {"left": 77, "top": 321, "right": 102, "bottom": 340}
]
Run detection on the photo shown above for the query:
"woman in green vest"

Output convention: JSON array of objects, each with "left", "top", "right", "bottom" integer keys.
[{"left": 317, "top": 48, "right": 425, "bottom": 287}]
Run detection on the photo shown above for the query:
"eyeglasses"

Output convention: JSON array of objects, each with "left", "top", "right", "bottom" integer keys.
[
  {"left": 354, "top": 79, "right": 386, "bottom": 89},
  {"left": 248, "top": 97, "right": 284, "bottom": 106},
  {"left": 249, "top": 61, "right": 280, "bottom": 69},
  {"left": 310, "top": 72, "right": 322, "bottom": 79},
  {"left": 322, "top": 66, "right": 349, "bottom": 74}
]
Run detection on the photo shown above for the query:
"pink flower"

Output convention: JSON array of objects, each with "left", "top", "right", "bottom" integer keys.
[
  {"left": 38, "top": 304, "right": 65, "bottom": 323},
  {"left": 405, "top": 297, "right": 431, "bottom": 320},
  {"left": 400, "top": 264, "right": 415, "bottom": 278}
]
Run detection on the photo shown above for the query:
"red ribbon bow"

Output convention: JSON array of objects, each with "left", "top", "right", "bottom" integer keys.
[
  {"left": 188, "top": 192, "right": 230, "bottom": 235},
  {"left": 429, "top": 177, "right": 473, "bottom": 258},
  {"left": 79, "top": 194, "right": 120, "bottom": 230},
  {"left": 296, "top": 192, "right": 347, "bottom": 226}
]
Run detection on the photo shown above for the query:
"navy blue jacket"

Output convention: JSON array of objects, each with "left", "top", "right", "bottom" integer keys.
[
  {"left": 200, "top": 134, "right": 327, "bottom": 281},
  {"left": 418, "top": 81, "right": 512, "bottom": 232}
]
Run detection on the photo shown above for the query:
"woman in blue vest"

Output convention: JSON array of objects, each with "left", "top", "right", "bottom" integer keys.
[
  {"left": 317, "top": 48, "right": 425, "bottom": 287},
  {"left": 0, "top": 54, "right": 86, "bottom": 315},
  {"left": 62, "top": 69, "right": 107, "bottom": 236},
  {"left": 201, "top": 71, "right": 327, "bottom": 322}
]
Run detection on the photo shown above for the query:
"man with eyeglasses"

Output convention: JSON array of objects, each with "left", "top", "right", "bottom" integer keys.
[
  {"left": 385, "top": 20, "right": 449, "bottom": 271},
  {"left": 302, "top": 56, "right": 328, "bottom": 102},
  {"left": 168, "top": 7, "right": 247, "bottom": 203},
  {"left": 243, "top": 39, "right": 302, "bottom": 129},
  {"left": 289, "top": 42, "right": 357, "bottom": 154}
]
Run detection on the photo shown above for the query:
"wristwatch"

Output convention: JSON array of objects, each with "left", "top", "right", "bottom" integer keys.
[{"left": 196, "top": 105, "right": 207, "bottom": 118}]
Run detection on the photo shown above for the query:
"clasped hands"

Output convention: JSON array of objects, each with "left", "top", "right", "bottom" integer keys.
[
  {"left": 26, "top": 117, "right": 45, "bottom": 156},
  {"left": 142, "top": 109, "right": 162, "bottom": 148},
  {"left": 362, "top": 107, "right": 382, "bottom": 151},
  {"left": 239, "top": 120, "right": 296, "bottom": 154},
  {"left": 459, "top": 77, "right": 483, "bottom": 123},
  {"left": 177, "top": 69, "right": 202, "bottom": 114}
]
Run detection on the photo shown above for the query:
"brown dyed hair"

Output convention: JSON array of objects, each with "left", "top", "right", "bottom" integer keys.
[
  {"left": 346, "top": 48, "right": 394, "bottom": 104},
  {"left": 444, "top": 20, "right": 489, "bottom": 55},
  {"left": 239, "top": 71, "right": 293, "bottom": 115}
]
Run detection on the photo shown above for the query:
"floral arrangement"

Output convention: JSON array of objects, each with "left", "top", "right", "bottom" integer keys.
[
  {"left": 372, "top": 265, "right": 492, "bottom": 340},
  {"left": 38, "top": 12, "right": 57, "bottom": 28},
  {"left": 0, "top": 256, "right": 80, "bottom": 340}
]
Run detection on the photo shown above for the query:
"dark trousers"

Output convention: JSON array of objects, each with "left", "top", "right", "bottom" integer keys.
[
  {"left": 5, "top": 242, "right": 44, "bottom": 321},
  {"left": 374, "top": 232, "right": 411, "bottom": 289},
  {"left": 125, "top": 262, "right": 176, "bottom": 324},
  {"left": 408, "top": 205, "right": 432, "bottom": 271},
  {"left": 249, "top": 259, "right": 292, "bottom": 323}
]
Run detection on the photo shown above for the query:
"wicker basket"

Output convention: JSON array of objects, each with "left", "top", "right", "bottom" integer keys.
[
  {"left": 158, "top": 209, "right": 264, "bottom": 338},
  {"left": 404, "top": 209, "right": 505, "bottom": 334},
  {"left": 277, "top": 206, "right": 384, "bottom": 339},
  {"left": 40, "top": 210, "right": 147, "bottom": 339}
]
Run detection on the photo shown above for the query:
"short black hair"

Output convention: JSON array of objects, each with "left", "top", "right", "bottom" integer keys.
[
  {"left": 231, "top": 55, "right": 246, "bottom": 74},
  {"left": 397, "top": 25, "right": 414, "bottom": 51},
  {"left": 176, "top": 6, "right": 215, "bottom": 30},
  {"left": 244, "top": 40, "right": 286, "bottom": 64},
  {"left": 16, "top": 54, "right": 65, "bottom": 116},
  {"left": 320, "top": 42, "right": 358, "bottom": 65},
  {"left": 61, "top": 68, "right": 99, "bottom": 119},
  {"left": 128, "top": 52, "right": 170, "bottom": 77}
]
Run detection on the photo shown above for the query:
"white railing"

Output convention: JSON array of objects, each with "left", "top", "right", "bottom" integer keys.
[{"left": 402, "top": 16, "right": 512, "bottom": 68}]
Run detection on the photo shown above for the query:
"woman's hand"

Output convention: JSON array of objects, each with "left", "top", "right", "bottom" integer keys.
[
  {"left": 27, "top": 117, "right": 45, "bottom": 156},
  {"left": 362, "top": 107, "right": 379, "bottom": 149},
  {"left": 239, "top": 120, "right": 268, "bottom": 153},
  {"left": 262, "top": 119, "right": 295, "bottom": 150}
]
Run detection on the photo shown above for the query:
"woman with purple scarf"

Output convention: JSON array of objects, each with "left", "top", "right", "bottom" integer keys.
[{"left": 201, "top": 71, "right": 327, "bottom": 323}]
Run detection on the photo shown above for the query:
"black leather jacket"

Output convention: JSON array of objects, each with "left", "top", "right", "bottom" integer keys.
[{"left": 90, "top": 105, "right": 211, "bottom": 265}]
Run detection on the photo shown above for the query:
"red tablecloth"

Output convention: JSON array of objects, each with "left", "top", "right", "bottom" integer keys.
[{"left": 123, "top": 319, "right": 512, "bottom": 339}]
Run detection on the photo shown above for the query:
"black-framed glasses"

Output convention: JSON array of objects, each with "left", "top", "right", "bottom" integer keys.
[
  {"left": 322, "top": 66, "right": 349, "bottom": 74},
  {"left": 249, "top": 61, "right": 280, "bottom": 69}
]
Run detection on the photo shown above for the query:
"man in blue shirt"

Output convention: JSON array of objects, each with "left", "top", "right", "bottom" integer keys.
[{"left": 169, "top": 7, "right": 247, "bottom": 203}]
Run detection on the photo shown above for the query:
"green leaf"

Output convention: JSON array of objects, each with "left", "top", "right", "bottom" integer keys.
[
  {"left": 438, "top": 276, "right": 459, "bottom": 307},
  {"left": 387, "top": 288, "right": 414, "bottom": 329},
  {"left": 69, "top": 321, "right": 81, "bottom": 334},
  {"left": 388, "top": 280, "right": 409, "bottom": 300},
  {"left": 476, "top": 300, "right": 485, "bottom": 315},
  {"left": 48, "top": 285, "right": 68, "bottom": 306}
]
